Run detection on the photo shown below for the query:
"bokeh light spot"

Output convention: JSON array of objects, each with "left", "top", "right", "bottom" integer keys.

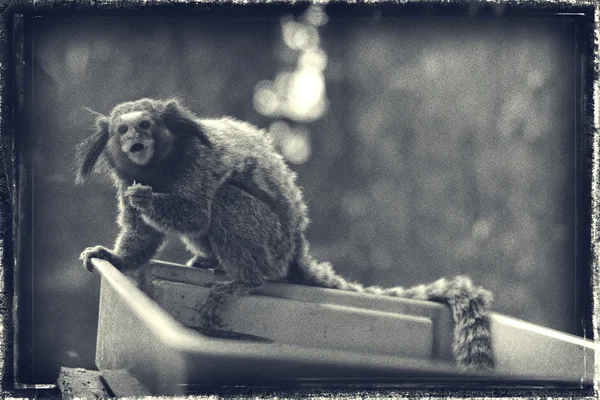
[{"left": 66, "top": 42, "right": 90, "bottom": 76}]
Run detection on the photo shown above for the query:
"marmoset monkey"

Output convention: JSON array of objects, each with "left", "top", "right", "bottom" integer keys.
[{"left": 77, "top": 98, "right": 494, "bottom": 369}]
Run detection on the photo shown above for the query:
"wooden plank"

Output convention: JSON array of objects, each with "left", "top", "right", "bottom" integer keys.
[
  {"left": 490, "top": 313, "right": 597, "bottom": 383},
  {"left": 150, "top": 279, "right": 437, "bottom": 360},
  {"left": 143, "top": 260, "right": 455, "bottom": 360},
  {"left": 56, "top": 367, "right": 110, "bottom": 399},
  {"left": 94, "top": 260, "right": 190, "bottom": 395},
  {"left": 93, "top": 258, "right": 468, "bottom": 393},
  {"left": 93, "top": 259, "right": 597, "bottom": 394},
  {"left": 100, "top": 369, "right": 152, "bottom": 397},
  {"left": 145, "top": 263, "right": 597, "bottom": 383}
]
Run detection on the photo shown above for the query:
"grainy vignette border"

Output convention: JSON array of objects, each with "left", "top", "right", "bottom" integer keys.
[
  {"left": 590, "top": 2, "right": 599, "bottom": 398},
  {"left": 0, "top": 0, "right": 597, "bottom": 399},
  {"left": 0, "top": 1, "right": 17, "bottom": 397}
]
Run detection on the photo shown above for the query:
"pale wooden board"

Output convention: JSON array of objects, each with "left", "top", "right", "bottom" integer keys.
[
  {"left": 143, "top": 260, "right": 455, "bottom": 359},
  {"left": 101, "top": 369, "right": 152, "bottom": 397},
  {"left": 151, "top": 279, "right": 437, "bottom": 360},
  {"left": 56, "top": 367, "right": 110, "bottom": 399},
  {"left": 93, "top": 259, "right": 597, "bottom": 395}
]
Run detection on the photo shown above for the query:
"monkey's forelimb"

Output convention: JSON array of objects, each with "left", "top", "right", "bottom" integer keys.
[
  {"left": 80, "top": 191, "right": 165, "bottom": 271},
  {"left": 79, "top": 221, "right": 164, "bottom": 271},
  {"left": 126, "top": 184, "right": 213, "bottom": 234}
]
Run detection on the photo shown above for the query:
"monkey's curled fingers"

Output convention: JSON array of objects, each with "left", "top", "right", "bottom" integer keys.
[
  {"left": 79, "top": 245, "right": 114, "bottom": 272},
  {"left": 126, "top": 183, "right": 153, "bottom": 210}
]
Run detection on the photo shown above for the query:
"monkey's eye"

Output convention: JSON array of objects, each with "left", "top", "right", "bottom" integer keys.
[
  {"left": 139, "top": 120, "right": 151, "bottom": 130},
  {"left": 118, "top": 125, "right": 128, "bottom": 135}
]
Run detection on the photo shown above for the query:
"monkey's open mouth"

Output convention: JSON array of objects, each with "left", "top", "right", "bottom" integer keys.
[
  {"left": 130, "top": 143, "right": 147, "bottom": 153},
  {"left": 124, "top": 139, "right": 154, "bottom": 165}
]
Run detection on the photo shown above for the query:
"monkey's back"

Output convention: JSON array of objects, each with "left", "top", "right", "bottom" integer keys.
[{"left": 198, "top": 118, "right": 310, "bottom": 236}]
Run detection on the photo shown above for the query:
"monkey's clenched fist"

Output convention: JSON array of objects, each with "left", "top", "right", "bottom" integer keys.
[{"left": 126, "top": 183, "right": 153, "bottom": 210}]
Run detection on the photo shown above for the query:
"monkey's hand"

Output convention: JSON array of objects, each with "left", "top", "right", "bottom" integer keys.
[
  {"left": 80, "top": 245, "right": 118, "bottom": 272},
  {"left": 126, "top": 183, "right": 153, "bottom": 211}
]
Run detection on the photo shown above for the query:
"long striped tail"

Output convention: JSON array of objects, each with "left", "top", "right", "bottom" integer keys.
[{"left": 288, "top": 243, "right": 494, "bottom": 369}]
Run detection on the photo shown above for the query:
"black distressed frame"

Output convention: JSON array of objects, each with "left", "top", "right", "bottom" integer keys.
[{"left": 0, "top": 1, "right": 597, "bottom": 398}]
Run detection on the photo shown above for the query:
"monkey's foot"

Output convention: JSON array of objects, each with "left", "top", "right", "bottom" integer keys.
[
  {"left": 199, "top": 300, "right": 227, "bottom": 331},
  {"left": 187, "top": 255, "right": 218, "bottom": 269},
  {"left": 199, "top": 281, "right": 264, "bottom": 332},
  {"left": 187, "top": 255, "right": 227, "bottom": 275},
  {"left": 199, "top": 310, "right": 226, "bottom": 332}
]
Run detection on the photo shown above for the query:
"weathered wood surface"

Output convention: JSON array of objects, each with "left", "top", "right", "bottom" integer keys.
[
  {"left": 490, "top": 313, "right": 596, "bottom": 383},
  {"left": 56, "top": 367, "right": 110, "bottom": 399},
  {"left": 100, "top": 369, "right": 152, "bottom": 397},
  {"left": 93, "top": 259, "right": 597, "bottom": 395},
  {"left": 95, "top": 261, "right": 189, "bottom": 395}
]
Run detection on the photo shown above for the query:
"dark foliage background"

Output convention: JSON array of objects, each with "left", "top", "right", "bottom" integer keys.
[{"left": 26, "top": 12, "right": 577, "bottom": 382}]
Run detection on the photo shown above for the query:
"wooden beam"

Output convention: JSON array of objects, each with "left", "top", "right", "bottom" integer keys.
[
  {"left": 93, "top": 259, "right": 597, "bottom": 394},
  {"left": 56, "top": 367, "right": 110, "bottom": 399}
]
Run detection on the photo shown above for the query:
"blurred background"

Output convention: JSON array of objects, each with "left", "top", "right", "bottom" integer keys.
[{"left": 23, "top": 7, "right": 579, "bottom": 383}]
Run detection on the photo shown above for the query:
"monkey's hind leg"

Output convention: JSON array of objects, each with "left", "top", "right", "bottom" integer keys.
[
  {"left": 186, "top": 254, "right": 226, "bottom": 275},
  {"left": 181, "top": 235, "right": 226, "bottom": 274},
  {"left": 199, "top": 275, "right": 265, "bottom": 331},
  {"left": 198, "top": 182, "right": 290, "bottom": 333}
]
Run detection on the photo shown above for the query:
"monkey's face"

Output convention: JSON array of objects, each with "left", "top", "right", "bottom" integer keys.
[
  {"left": 77, "top": 98, "right": 211, "bottom": 184},
  {"left": 110, "top": 110, "right": 168, "bottom": 166}
]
